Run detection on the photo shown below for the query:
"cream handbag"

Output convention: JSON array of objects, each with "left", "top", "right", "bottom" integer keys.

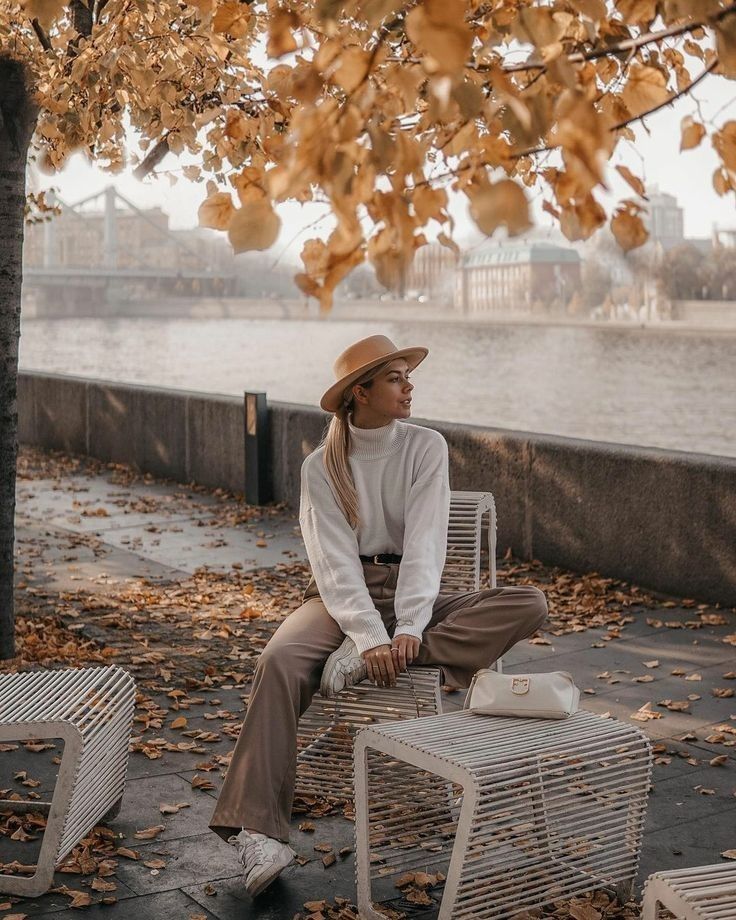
[{"left": 463, "top": 669, "right": 580, "bottom": 720}]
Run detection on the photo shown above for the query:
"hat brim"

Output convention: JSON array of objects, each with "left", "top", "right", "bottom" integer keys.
[{"left": 320, "top": 346, "right": 429, "bottom": 413}]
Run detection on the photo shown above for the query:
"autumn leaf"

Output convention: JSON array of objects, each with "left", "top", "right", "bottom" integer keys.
[
  {"left": 716, "top": 14, "right": 736, "bottom": 78},
  {"left": 611, "top": 207, "right": 648, "bottom": 252},
  {"left": 68, "top": 891, "right": 92, "bottom": 908},
  {"left": 468, "top": 179, "right": 531, "bottom": 238},
  {"left": 631, "top": 702, "right": 662, "bottom": 722},
  {"left": 191, "top": 774, "right": 216, "bottom": 790},
  {"left": 198, "top": 193, "right": 236, "bottom": 232},
  {"left": 134, "top": 824, "right": 166, "bottom": 840},
  {"left": 332, "top": 47, "right": 371, "bottom": 93},
  {"left": 227, "top": 199, "right": 281, "bottom": 253},
  {"left": 160, "top": 802, "right": 191, "bottom": 814},
  {"left": 680, "top": 116, "right": 706, "bottom": 151},
  {"left": 115, "top": 847, "right": 140, "bottom": 860},
  {"left": 405, "top": 0, "right": 473, "bottom": 76},
  {"left": 91, "top": 878, "right": 117, "bottom": 892},
  {"left": 560, "top": 195, "right": 607, "bottom": 242},
  {"left": 19, "top": 0, "right": 64, "bottom": 28},
  {"left": 213, "top": 0, "right": 251, "bottom": 37},
  {"left": 712, "top": 123, "right": 736, "bottom": 172},
  {"left": 437, "top": 232, "right": 459, "bottom": 257},
  {"left": 615, "top": 165, "right": 646, "bottom": 198},
  {"left": 267, "top": 8, "right": 299, "bottom": 58},
  {"left": 621, "top": 63, "right": 672, "bottom": 118}
]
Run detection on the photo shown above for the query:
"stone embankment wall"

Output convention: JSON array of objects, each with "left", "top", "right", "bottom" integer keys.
[{"left": 18, "top": 371, "right": 736, "bottom": 606}]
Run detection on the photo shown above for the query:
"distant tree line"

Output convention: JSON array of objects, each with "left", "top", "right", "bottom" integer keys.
[{"left": 655, "top": 244, "right": 736, "bottom": 301}]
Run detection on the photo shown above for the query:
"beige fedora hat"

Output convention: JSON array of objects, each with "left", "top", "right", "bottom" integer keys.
[{"left": 320, "top": 334, "right": 429, "bottom": 413}]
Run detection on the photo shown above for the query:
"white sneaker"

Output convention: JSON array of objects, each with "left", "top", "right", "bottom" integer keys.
[
  {"left": 229, "top": 828, "right": 296, "bottom": 897},
  {"left": 320, "top": 636, "right": 368, "bottom": 698}
]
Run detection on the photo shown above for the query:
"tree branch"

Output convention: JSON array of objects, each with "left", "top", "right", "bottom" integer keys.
[
  {"left": 512, "top": 56, "right": 719, "bottom": 161},
  {"left": 70, "top": 0, "right": 93, "bottom": 36},
  {"left": 30, "top": 18, "right": 52, "bottom": 51},
  {"left": 133, "top": 133, "right": 171, "bottom": 180},
  {"left": 486, "top": 1, "right": 736, "bottom": 74}
]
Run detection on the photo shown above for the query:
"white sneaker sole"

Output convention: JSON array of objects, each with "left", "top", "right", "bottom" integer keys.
[{"left": 245, "top": 847, "right": 296, "bottom": 897}]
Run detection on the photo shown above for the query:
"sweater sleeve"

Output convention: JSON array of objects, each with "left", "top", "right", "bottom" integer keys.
[
  {"left": 393, "top": 433, "right": 450, "bottom": 642},
  {"left": 299, "top": 455, "right": 393, "bottom": 655}
]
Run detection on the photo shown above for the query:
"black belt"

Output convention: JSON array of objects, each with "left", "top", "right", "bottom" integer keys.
[{"left": 359, "top": 553, "right": 402, "bottom": 565}]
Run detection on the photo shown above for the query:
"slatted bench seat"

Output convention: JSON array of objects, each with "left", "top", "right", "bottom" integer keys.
[
  {"left": 354, "top": 708, "right": 652, "bottom": 920},
  {"left": 295, "top": 491, "right": 496, "bottom": 802},
  {"left": 641, "top": 863, "right": 736, "bottom": 919},
  {"left": 0, "top": 665, "right": 136, "bottom": 896}
]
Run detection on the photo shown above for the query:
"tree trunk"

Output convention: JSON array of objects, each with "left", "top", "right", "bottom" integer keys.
[{"left": 0, "top": 57, "right": 38, "bottom": 660}]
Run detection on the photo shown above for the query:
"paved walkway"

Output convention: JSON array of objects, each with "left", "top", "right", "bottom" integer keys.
[{"left": 2, "top": 447, "right": 735, "bottom": 919}]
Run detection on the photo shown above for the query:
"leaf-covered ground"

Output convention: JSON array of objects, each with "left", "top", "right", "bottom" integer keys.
[{"left": 2, "top": 446, "right": 734, "bottom": 919}]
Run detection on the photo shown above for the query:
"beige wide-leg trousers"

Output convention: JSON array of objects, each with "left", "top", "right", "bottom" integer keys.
[{"left": 209, "top": 561, "right": 548, "bottom": 844}]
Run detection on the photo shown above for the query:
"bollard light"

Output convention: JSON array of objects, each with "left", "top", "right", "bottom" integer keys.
[{"left": 244, "top": 391, "right": 272, "bottom": 505}]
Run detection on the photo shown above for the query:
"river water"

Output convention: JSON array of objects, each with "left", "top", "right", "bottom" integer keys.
[{"left": 18, "top": 315, "right": 736, "bottom": 458}]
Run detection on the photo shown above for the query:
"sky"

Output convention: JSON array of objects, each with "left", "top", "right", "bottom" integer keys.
[{"left": 29, "top": 64, "right": 736, "bottom": 262}]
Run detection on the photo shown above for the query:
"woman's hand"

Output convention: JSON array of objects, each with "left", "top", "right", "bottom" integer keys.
[
  {"left": 362, "top": 644, "right": 398, "bottom": 687},
  {"left": 391, "top": 635, "right": 421, "bottom": 673}
]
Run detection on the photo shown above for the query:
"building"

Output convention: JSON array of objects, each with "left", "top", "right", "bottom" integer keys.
[
  {"left": 644, "top": 185, "right": 684, "bottom": 250},
  {"left": 455, "top": 239, "right": 581, "bottom": 315},
  {"left": 404, "top": 242, "right": 459, "bottom": 299}
]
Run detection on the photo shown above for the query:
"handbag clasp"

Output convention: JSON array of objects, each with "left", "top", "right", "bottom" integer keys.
[{"left": 511, "top": 677, "right": 530, "bottom": 695}]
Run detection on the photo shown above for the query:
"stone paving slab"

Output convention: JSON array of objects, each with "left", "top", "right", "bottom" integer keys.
[
  {"left": 41, "top": 889, "right": 219, "bottom": 920},
  {"left": 4, "top": 454, "right": 736, "bottom": 919}
]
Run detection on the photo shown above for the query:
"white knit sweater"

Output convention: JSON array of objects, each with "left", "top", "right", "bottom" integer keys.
[{"left": 298, "top": 416, "right": 451, "bottom": 655}]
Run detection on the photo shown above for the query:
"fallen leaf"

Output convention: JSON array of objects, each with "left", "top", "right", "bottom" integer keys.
[
  {"left": 658, "top": 699, "right": 690, "bottom": 712},
  {"left": 134, "top": 825, "right": 166, "bottom": 840},
  {"left": 115, "top": 847, "right": 140, "bottom": 860},
  {"left": 159, "top": 802, "right": 191, "bottom": 814},
  {"left": 631, "top": 702, "right": 662, "bottom": 722},
  {"left": 191, "top": 775, "right": 215, "bottom": 790},
  {"left": 91, "top": 878, "right": 117, "bottom": 892}
]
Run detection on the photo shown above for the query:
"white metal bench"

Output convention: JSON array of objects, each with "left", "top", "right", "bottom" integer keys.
[
  {"left": 295, "top": 490, "right": 497, "bottom": 801},
  {"left": 641, "top": 863, "right": 736, "bottom": 919},
  {"left": 355, "top": 709, "right": 652, "bottom": 920},
  {"left": 0, "top": 665, "right": 136, "bottom": 896}
]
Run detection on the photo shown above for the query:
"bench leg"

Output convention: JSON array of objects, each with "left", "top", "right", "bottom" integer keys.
[
  {"left": 102, "top": 796, "right": 123, "bottom": 821},
  {"left": 641, "top": 892, "right": 658, "bottom": 920},
  {"left": 614, "top": 878, "right": 633, "bottom": 905}
]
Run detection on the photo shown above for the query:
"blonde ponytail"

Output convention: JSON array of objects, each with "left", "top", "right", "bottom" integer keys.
[{"left": 319, "top": 359, "right": 392, "bottom": 531}]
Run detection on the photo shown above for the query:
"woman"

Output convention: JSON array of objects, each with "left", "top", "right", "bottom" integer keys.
[{"left": 209, "top": 334, "right": 548, "bottom": 897}]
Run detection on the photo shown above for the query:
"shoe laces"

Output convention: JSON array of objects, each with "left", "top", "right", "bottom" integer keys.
[{"left": 239, "top": 832, "right": 266, "bottom": 868}]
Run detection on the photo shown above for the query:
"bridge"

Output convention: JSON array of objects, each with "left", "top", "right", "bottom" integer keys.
[{"left": 23, "top": 186, "right": 240, "bottom": 313}]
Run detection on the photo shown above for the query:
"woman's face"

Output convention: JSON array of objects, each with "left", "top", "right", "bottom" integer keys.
[{"left": 353, "top": 359, "right": 414, "bottom": 420}]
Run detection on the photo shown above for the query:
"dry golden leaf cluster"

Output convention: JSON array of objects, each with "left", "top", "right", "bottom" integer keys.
[{"left": 4, "top": 1, "right": 736, "bottom": 305}]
